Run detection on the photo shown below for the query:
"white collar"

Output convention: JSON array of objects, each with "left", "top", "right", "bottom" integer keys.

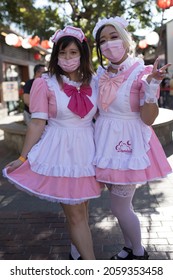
[
  {"left": 109, "top": 56, "right": 144, "bottom": 72},
  {"left": 60, "top": 75, "right": 82, "bottom": 87}
]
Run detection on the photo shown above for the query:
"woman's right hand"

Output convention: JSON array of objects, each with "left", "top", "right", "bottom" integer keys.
[
  {"left": 6, "top": 159, "right": 24, "bottom": 173},
  {"left": 147, "top": 58, "right": 171, "bottom": 84}
]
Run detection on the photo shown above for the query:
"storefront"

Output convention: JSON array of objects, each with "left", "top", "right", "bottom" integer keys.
[{"left": 0, "top": 32, "right": 50, "bottom": 116}]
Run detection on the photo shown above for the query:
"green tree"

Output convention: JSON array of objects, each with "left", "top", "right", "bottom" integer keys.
[
  {"left": 0, "top": 0, "right": 162, "bottom": 41},
  {"left": 50, "top": 0, "right": 161, "bottom": 42},
  {"left": 50, "top": 0, "right": 161, "bottom": 67},
  {"left": 0, "top": 0, "right": 62, "bottom": 39}
]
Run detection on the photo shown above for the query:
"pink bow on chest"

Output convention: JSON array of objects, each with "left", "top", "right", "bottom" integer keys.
[
  {"left": 99, "top": 72, "right": 124, "bottom": 111},
  {"left": 63, "top": 83, "right": 94, "bottom": 118}
]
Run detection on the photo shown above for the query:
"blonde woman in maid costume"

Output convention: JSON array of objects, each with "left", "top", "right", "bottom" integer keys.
[
  {"left": 3, "top": 26, "right": 102, "bottom": 260},
  {"left": 93, "top": 17, "right": 172, "bottom": 260}
]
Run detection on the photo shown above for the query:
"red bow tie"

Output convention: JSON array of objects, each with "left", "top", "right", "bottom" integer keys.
[{"left": 63, "top": 83, "right": 94, "bottom": 118}]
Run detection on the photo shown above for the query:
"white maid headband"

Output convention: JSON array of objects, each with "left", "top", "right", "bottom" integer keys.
[
  {"left": 92, "top": 16, "right": 129, "bottom": 39},
  {"left": 51, "top": 26, "right": 86, "bottom": 44}
]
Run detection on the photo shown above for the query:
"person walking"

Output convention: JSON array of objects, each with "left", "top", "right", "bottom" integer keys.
[
  {"left": 169, "top": 74, "right": 173, "bottom": 109},
  {"left": 159, "top": 77, "right": 170, "bottom": 108},
  {"left": 92, "top": 16, "right": 172, "bottom": 260},
  {"left": 3, "top": 25, "right": 101, "bottom": 260}
]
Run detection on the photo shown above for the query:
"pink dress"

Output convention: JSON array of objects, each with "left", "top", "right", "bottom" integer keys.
[
  {"left": 3, "top": 74, "right": 101, "bottom": 204},
  {"left": 94, "top": 57, "right": 172, "bottom": 185}
]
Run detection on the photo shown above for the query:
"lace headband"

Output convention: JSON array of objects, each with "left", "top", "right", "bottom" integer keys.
[
  {"left": 51, "top": 26, "right": 85, "bottom": 44},
  {"left": 92, "top": 16, "right": 128, "bottom": 39}
]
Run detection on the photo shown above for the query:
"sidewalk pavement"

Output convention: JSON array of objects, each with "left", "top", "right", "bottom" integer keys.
[{"left": 0, "top": 114, "right": 173, "bottom": 260}]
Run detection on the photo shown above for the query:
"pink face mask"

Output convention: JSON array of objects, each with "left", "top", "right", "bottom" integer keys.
[
  {"left": 58, "top": 56, "right": 80, "bottom": 73},
  {"left": 100, "top": 39, "right": 126, "bottom": 63}
]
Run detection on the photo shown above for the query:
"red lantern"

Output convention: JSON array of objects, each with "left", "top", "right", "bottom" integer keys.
[
  {"left": 138, "top": 39, "right": 148, "bottom": 49},
  {"left": 29, "top": 36, "right": 40, "bottom": 47},
  {"left": 34, "top": 53, "right": 41, "bottom": 60},
  {"left": 156, "top": 0, "right": 173, "bottom": 9},
  {"left": 40, "top": 40, "right": 50, "bottom": 49},
  {"left": 14, "top": 37, "right": 22, "bottom": 47}
]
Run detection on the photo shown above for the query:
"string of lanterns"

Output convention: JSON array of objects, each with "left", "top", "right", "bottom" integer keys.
[
  {"left": 4, "top": 33, "right": 53, "bottom": 50},
  {"left": 4, "top": 1, "right": 173, "bottom": 55},
  {"left": 138, "top": 0, "right": 173, "bottom": 49},
  {"left": 4, "top": 33, "right": 53, "bottom": 61}
]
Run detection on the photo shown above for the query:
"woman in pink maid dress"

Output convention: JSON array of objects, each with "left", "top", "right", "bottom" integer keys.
[
  {"left": 3, "top": 26, "right": 102, "bottom": 260},
  {"left": 92, "top": 16, "right": 172, "bottom": 260}
]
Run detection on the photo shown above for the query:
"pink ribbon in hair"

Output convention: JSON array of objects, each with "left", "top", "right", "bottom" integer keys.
[
  {"left": 63, "top": 83, "right": 94, "bottom": 118},
  {"left": 99, "top": 73, "right": 124, "bottom": 111}
]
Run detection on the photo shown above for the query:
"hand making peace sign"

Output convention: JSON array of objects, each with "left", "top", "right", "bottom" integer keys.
[{"left": 147, "top": 58, "right": 171, "bottom": 84}]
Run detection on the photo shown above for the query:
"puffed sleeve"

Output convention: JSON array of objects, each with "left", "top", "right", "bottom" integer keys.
[{"left": 30, "top": 77, "right": 49, "bottom": 120}]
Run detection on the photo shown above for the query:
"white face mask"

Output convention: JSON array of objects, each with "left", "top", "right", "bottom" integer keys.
[
  {"left": 100, "top": 39, "right": 126, "bottom": 63},
  {"left": 58, "top": 56, "right": 80, "bottom": 73}
]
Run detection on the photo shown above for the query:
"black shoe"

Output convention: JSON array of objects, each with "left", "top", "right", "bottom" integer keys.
[
  {"left": 69, "top": 253, "right": 82, "bottom": 260},
  {"left": 132, "top": 248, "right": 149, "bottom": 260},
  {"left": 110, "top": 247, "right": 133, "bottom": 260}
]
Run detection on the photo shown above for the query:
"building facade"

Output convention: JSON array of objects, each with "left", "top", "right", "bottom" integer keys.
[{"left": 0, "top": 32, "right": 49, "bottom": 117}]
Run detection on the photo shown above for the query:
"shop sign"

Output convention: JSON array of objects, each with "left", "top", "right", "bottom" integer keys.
[{"left": 2, "top": 81, "right": 19, "bottom": 101}]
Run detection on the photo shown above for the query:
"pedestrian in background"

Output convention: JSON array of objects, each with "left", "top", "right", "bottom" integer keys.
[
  {"left": 23, "top": 64, "right": 46, "bottom": 125},
  {"left": 159, "top": 77, "right": 170, "bottom": 108},
  {"left": 169, "top": 74, "right": 173, "bottom": 109}
]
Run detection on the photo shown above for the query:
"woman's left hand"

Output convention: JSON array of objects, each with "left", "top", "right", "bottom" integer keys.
[{"left": 147, "top": 58, "right": 171, "bottom": 84}]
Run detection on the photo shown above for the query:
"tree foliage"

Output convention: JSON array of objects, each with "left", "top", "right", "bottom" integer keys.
[
  {"left": 0, "top": 0, "right": 161, "bottom": 42},
  {"left": 0, "top": 0, "right": 62, "bottom": 39}
]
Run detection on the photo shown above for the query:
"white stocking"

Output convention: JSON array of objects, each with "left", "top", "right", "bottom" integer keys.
[{"left": 109, "top": 184, "right": 144, "bottom": 257}]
